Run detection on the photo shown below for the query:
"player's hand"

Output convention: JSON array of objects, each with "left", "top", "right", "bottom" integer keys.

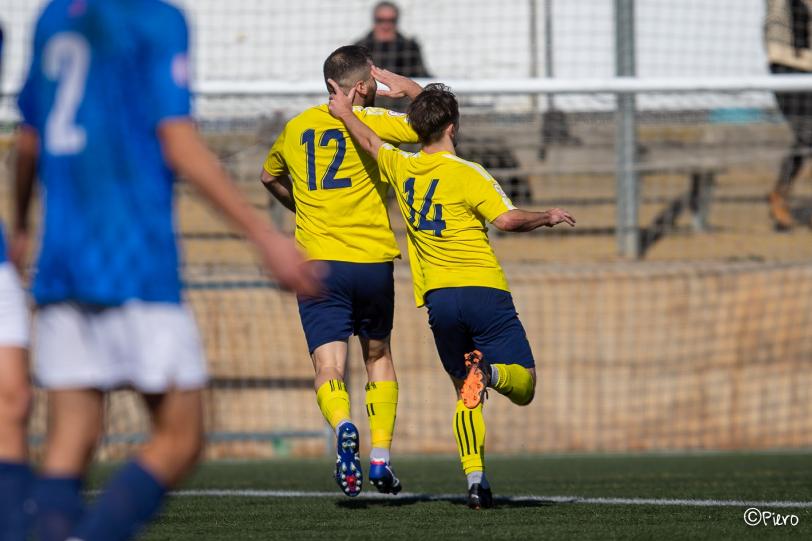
[
  {"left": 327, "top": 79, "right": 355, "bottom": 119},
  {"left": 544, "top": 208, "right": 576, "bottom": 227},
  {"left": 8, "top": 229, "right": 30, "bottom": 277},
  {"left": 372, "top": 65, "right": 422, "bottom": 99},
  {"left": 257, "top": 231, "right": 325, "bottom": 297}
]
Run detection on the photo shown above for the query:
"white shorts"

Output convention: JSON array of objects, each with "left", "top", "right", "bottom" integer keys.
[
  {"left": 34, "top": 301, "right": 208, "bottom": 392},
  {"left": 0, "top": 263, "right": 30, "bottom": 348}
]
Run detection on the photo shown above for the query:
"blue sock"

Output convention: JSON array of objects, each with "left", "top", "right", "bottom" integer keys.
[
  {"left": 0, "top": 461, "right": 33, "bottom": 541},
  {"left": 73, "top": 461, "right": 167, "bottom": 541},
  {"left": 32, "top": 475, "right": 84, "bottom": 541}
]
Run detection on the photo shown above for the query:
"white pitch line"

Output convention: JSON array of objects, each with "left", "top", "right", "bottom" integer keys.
[{"left": 168, "top": 490, "right": 812, "bottom": 508}]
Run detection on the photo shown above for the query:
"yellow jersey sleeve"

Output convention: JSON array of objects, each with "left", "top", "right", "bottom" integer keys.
[
  {"left": 262, "top": 129, "right": 288, "bottom": 176},
  {"left": 357, "top": 107, "right": 419, "bottom": 144},
  {"left": 464, "top": 165, "right": 516, "bottom": 222},
  {"left": 376, "top": 143, "right": 406, "bottom": 185}
]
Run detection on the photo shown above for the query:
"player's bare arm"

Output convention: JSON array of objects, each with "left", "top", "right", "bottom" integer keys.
[
  {"left": 158, "top": 119, "right": 321, "bottom": 296},
  {"left": 11, "top": 125, "right": 38, "bottom": 275},
  {"left": 327, "top": 79, "right": 384, "bottom": 158},
  {"left": 492, "top": 208, "right": 576, "bottom": 232},
  {"left": 260, "top": 169, "right": 296, "bottom": 212},
  {"left": 371, "top": 65, "right": 423, "bottom": 99}
]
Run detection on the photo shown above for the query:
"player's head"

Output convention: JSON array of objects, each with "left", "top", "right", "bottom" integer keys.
[
  {"left": 407, "top": 83, "right": 460, "bottom": 146},
  {"left": 372, "top": 2, "right": 399, "bottom": 41},
  {"left": 323, "top": 45, "right": 377, "bottom": 107}
]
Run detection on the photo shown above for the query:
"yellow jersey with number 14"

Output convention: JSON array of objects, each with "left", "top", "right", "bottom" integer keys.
[
  {"left": 376, "top": 144, "right": 516, "bottom": 306},
  {"left": 263, "top": 105, "right": 418, "bottom": 262}
]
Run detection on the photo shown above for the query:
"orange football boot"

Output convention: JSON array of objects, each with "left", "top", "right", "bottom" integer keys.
[{"left": 460, "top": 350, "right": 489, "bottom": 409}]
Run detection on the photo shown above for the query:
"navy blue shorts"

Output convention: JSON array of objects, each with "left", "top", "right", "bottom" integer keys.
[
  {"left": 298, "top": 261, "right": 394, "bottom": 353},
  {"left": 425, "top": 286, "right": 534, "bottom": 380}
]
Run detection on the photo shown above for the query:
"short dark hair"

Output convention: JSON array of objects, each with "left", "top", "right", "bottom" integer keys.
[
  {"left": 407, "top": 83, "right": 459, "bottom": 145},
  {"left": 323, "top": 46, "right": 373, "bottom": 92},
  {"left": 373, "top": 2, "right": 400, "bottom": 18}
]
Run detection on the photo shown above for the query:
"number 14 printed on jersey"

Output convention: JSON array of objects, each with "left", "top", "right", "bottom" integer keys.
[{"left": 404, "top": 178, "right": 446, "bottom": 236}]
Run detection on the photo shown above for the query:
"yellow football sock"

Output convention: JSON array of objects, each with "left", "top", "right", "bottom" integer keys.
[
  {"left": 453, "top": 400, "right": 486, "bottom": 475},
  {"left": 316, "top": 379, "right": 351, "bottom": 431},
  {"left": 365, "top": 381, "right": 398, "bottom": 449},
  {"left": 491, "top": 363, "right": 535, "bottom": 406}
]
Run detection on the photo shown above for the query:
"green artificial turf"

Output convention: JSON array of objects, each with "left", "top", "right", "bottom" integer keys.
[{"left": 86, "top": 453, "right": 812, "bottom": 540}]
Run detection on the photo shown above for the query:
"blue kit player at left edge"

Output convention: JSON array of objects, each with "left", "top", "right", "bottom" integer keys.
[{"left": 12, "top": 1, "right": 320, "bottom": 540}]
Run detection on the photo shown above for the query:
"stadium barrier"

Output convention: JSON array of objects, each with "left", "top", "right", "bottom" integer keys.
[{"left": 23, "top": 260, "right": 812, "bottom": 459}]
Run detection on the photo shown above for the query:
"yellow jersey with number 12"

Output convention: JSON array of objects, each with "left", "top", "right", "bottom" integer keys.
[
  {"left": 263, "top": 105, "right": 418, "bottom": 262},
  {"left": 376, "top": 144, "right": 516, "bottom": 306}
]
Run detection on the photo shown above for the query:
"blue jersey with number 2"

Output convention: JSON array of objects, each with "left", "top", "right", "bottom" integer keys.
[{"left": 17, "top": 0, "right": 190, "bottom": 305}]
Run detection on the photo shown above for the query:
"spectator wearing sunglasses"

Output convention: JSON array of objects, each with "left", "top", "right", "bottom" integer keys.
[{"left": 355, "top": 1, "right": 431, "bottom": 110}]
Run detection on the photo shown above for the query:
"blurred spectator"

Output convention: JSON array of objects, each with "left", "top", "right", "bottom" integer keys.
[
  {"left": 765, "top": 0, "right": 812, "bottom": 229},
  {"left": 355, "top": 1, "right": 430, "bottom": 110}
]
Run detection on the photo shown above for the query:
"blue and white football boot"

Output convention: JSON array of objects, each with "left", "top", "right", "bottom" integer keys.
[
  {"left": 369, "top": 460, "right": 402, "bottom": 495},
  {"left": 335, "top": 422, "right": 363, "bottom": 497}
]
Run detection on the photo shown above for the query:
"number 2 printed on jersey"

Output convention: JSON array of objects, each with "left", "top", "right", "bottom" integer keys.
[{"left": 43, "top": 33, "right": 90, "bottom": 155}]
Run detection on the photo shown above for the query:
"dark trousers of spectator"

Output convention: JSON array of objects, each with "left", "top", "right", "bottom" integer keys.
[{"left": 771, "top": 63, "right": 812, "bottom": 198}]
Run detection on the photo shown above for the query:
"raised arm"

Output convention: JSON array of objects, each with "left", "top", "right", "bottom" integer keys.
[
  {"left": 492, "top": 208, "right": 576, "bottom": 232},
  {"left": 327, "top": 79, "right": 383, "bottom": 158},
  {"left": 10, "top": 125, "right": 38, "bottom": 274},
  {"left": 158, "top": 119, "right": 321, "bottom": 296},
  {"left": 371, "top": 65, "right": 423, "bottom": 100}
]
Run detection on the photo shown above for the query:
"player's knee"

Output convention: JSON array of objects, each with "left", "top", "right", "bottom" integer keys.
[
  {"left": 176, "top": 424, "right": 204, "bottom": 463},
  {"left": 515, "top": 368, "right": 536, "bottom": 406},
  {"left": 314, "top": 363, "right": 344, "bottom": 383},
  {"left": 154, "top": 424, "right": 204, "bottom": 466},
  {"left": 362, "top": 337, "right": 391, "bottom": 365},
  {"left": 364, "top": 345, "right": 390, "bottom": 365},
  {"left": 0, "top": 382, "right": 32, "bottom": 426},
  {"left": 178, "top": 432, "right": 204, "bottom": 467},
  {"left": 312, "top": 344, "right": 347, "bottom": 382},
  {"left": 514, "top": 389, "right": 535, "bottom": 406}
]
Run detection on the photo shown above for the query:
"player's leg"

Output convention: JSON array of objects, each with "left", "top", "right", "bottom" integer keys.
[
  {"left": 425, "top": 288, "right": 492, "bottom": 508},
  {"left": 312, "top": 341, "right": 352, "bottom": 430},
  {"left": 467, "top": 287, "right": 537, "bottom": 407},
  {"left": 31, "top": 303, "right": 110, "bottom": 541},
  {"left": 33, "top": 389, "right": 104, "bottom": 541},
  {"left": 312, "top": 341, "right": 362, "bottom": 496},
  {"left": 354, "top": 261, "right": 400, "bottom": 493},
  {"left": 0, "top": 348, "right": 30, "bottom": 461},
  {"left": 0, "top": 347, "right": 32, "bottom": 539},
  {"left": 299, "top": 261, "right": 354, "bottom": 431},
  {"left": 451, "top": 380, "right": 491, "bottom": 510},
  {"left": 73, "top": 389, "right": 204, "bottom": 541},
  {"left": 299, "top": 261, "right": 361, "bottom": 496},
  {"left": 140, "top": 390, "right": 204, "bottom": 484},
  {"left": 0, "top": 262, "right": 33, "bottom": 539},
  {"left": 71, "top": 301, "right": 207, "bottom": 540},
  {"left": 360, "top": 336, "right": 401, "bottom": 494}
]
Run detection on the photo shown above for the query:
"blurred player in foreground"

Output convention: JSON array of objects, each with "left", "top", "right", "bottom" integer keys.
[
  {"left": 0, "top": 220, "right": 32, "bottom": 539},
  {"left": 328, "top": 81, "right": 575, "bottom": 508},
  {"left": 260, "top": 45, "right": 421, "bottom": 497},
  {"left": 1, "top": 21, "right": 34, "bottom": 541},
  {"left": 13, "top": 1, "right": 319, "bottom": 539},
  {"left": 0, "top": 223, "right": 32, "bottom": 540}
]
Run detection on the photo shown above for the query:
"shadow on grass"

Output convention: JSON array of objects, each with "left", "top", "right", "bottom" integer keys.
[{"left": 336, "top": 493, "right": 559, "bottom": 510}]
